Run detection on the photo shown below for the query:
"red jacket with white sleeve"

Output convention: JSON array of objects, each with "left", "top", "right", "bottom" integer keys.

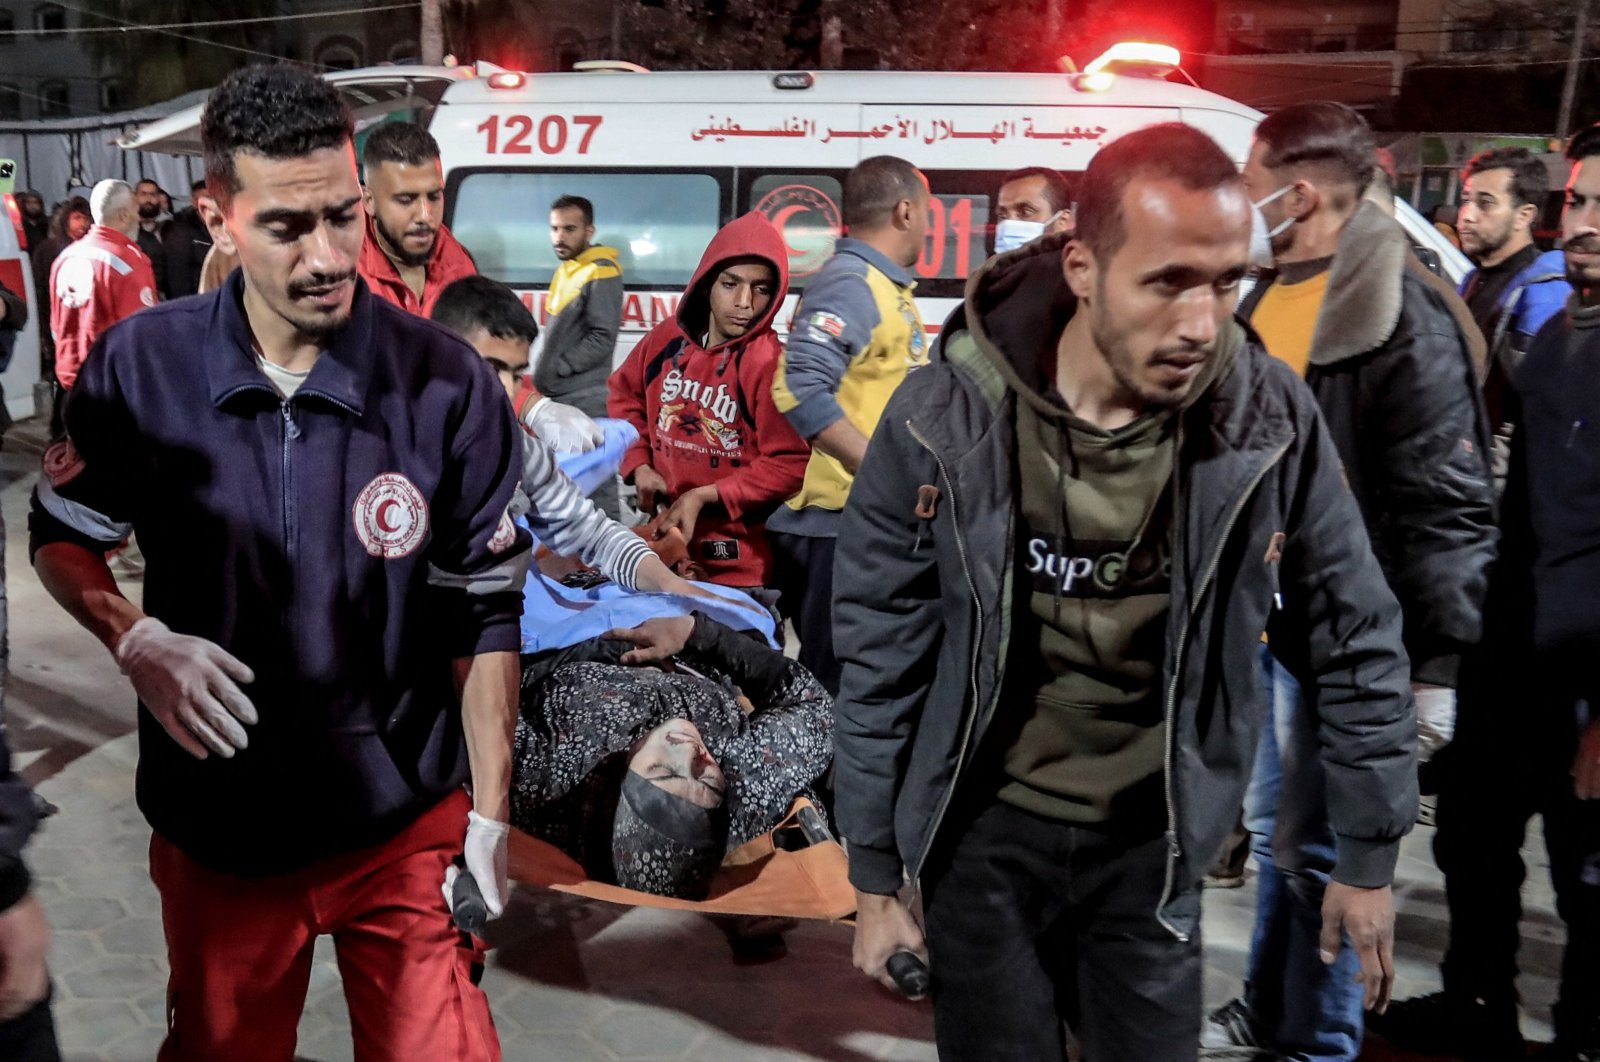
[
  {"left": 608, "top": 212, "right": 810, "bottom": 587},
  {"left": 49, "top": 225, "right": 157, "bottom": 388}
]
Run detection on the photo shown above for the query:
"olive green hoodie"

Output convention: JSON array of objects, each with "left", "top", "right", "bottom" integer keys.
[{"left": 949, "top": 238, "right": 1237, "bottom": 826}]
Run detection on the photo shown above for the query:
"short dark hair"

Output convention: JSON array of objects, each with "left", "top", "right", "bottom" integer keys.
[
  {"left": 1569, "top": 122, "right": 1600, "bottom": 163},
  {"left": 1074, "top": 123, "right": 1243, "bottom": 262},
  {"left": 844, "top": 156, "right": 926, "bottom": 230},
  {"left": 1254, "top": 102, "right": 1376, "bottom": 199},
  {"left": 1463, "top": 147, "right": 1548, "bottom": 211},
  {"left": 201, "top": 64, "right": 354, "bottom": 208},
  {"left": 361, "top": 122, "right": 441, "bottom": 173},
  {"left": 551, "top": 195, "right": 594, "bottom": 226},
  {"left": 191, "top": 178, "right": 208, "bottom": 194},
  {"left": 431, "top": 275, "right": 539, "bottom": 345},
  {"left": 1000, "top": 166, "right": 1074, "bottom": 215},
  {"left": 135, "top": 178, "right": 161, "bottom": 192}
]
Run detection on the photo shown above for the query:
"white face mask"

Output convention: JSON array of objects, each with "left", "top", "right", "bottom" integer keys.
[
  {"left": 994, "top": 211, "right": 1063, "bottom": 254},
  {"left": 1249, "top": 185, "right": 1294, "bottom": 269}
]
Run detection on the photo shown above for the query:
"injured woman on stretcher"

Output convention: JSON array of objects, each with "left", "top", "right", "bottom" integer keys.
[{"left": 510, "top": 608, "right": 834, "bottom": 907}]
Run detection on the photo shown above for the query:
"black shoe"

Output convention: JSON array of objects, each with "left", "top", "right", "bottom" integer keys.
[
  {"left": 1537, "top": 1014, "right": 1600, "bottom": 1061},
  {"left": 1367, "top": 991, "right": 1523, "bottom": 1059}
]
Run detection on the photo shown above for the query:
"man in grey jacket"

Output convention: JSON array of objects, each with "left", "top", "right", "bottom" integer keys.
[
  {"left": 536, "top": 195, "right": 625, "bottom": 517},
  {"left": 835, "top": 123, "right": 1417, "bottom": 1061}
]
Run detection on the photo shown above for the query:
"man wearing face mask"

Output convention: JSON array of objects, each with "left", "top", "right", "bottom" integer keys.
[
  {"left": 993, "top": 166, "right": 1074, "bottom": 255},
  {"left": 1203, "top": 102, "right": 1496, "bottom": 1062}
]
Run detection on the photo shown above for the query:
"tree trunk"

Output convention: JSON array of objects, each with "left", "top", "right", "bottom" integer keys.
[{"left": 421, "top": 0, "right": 444, "bottom": 65}]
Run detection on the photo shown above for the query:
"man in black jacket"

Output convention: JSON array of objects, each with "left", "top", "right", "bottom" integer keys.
[
  {"left": 1203, "top": 102, "right": 1495, "bottom": 1062},
  {"left": 1373, "top": 124, "right": 1600, "bottom": 1062},
  {"left": 836, "top": 123, "right": 1417, "bottom": 1061}
]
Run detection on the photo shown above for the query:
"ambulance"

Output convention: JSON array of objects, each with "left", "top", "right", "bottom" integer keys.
[
  {"left": 121, "top": 49, "right": 1470, "bottom": 363},
  {"left": 0, "top": 180, "right": 42, "bottom": 423}
]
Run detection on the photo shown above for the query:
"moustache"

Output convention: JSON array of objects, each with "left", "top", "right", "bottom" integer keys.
[
  {"left": 1568, "top": 239, "right": 1600, "bottom": 255},
  {"left": 288, "top": 272, "right": 357, "bottom": 298}
]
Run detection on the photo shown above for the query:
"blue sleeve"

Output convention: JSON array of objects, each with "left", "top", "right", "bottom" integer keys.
[
  {"left": 774, "top": 265, "right": 879, "bottom": 439},
  {"left": 1514, "top": 278, "right": 1572, "bottom": 342}
]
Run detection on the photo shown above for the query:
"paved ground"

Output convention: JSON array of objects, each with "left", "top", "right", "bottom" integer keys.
[{"left": 0, "top": 418, "right": 1564, "bottom": 1061}]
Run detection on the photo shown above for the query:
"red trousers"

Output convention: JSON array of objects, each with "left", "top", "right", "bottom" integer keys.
[{"left": 150, "top": 789, "right": 500, "bottom": 1062}]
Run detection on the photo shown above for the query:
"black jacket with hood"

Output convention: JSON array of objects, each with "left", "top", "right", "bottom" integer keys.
[
  {"left": 1240, "top": 202, "right": 1496, "bottom": 686},
  {"left": 832, "top": 235, "right": 1418, "bottom": 937}
]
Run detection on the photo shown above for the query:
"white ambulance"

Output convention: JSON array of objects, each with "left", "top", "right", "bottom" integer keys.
[{"left": 122, "top": 50, "right": 1469, "bottom": 360}]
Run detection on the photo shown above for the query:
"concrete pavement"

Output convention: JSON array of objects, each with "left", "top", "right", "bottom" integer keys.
[{"left": 0, "top": 417, "right": 1562, "bottom": 1061}]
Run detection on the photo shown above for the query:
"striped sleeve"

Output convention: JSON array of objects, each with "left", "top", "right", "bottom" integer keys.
[{"left": 517, "top": 433, "right": 653, "bottom": 590}]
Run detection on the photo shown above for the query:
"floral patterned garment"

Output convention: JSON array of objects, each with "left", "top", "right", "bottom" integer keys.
[{"left": 511, "top": 615, "right": 833, "bottom": 873}]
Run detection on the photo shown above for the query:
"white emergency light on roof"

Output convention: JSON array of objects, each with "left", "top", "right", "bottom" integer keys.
[
  {"left": 1076, "top": 41, "right": 1181, "bottom": 92},
  {"left": 486, "top": 71, "right": 526, "bottom": 90}
]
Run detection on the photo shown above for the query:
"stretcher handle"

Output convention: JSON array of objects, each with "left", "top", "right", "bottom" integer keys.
[
  {"left": 887, "top": 951, "right": 930, "bottom": 1000},
  {"left": 451, "top": 860, "right": 489, "bottom": 935}
]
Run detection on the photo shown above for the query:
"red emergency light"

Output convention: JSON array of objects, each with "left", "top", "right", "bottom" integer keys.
[
  {"left": 487, "top": 71, "right": 526, "bottom": 90},
  {"left": 3, "top": 194, "right": 24, "bottom": 252}
]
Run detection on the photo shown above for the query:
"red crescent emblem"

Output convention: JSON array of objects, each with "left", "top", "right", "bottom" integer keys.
[{"left": 352, "top": 473, "right": 429, "bottom": 559}]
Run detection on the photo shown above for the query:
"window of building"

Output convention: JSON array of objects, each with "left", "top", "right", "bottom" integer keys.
[
  {"left": 450, "top": 169, "right": 726, "bottom": 287},
  {"left": 1261, "top": 27, "right": 1314, "bottom": 53},
  {"left": 315, "top": 38, "right": 363, "bottom": 71},
  {"left": 1451, "top": 20, "right": 1528, "bottom": 52},
  {"left": 0, "top": 84, "right": 20, "bottom": 121},
  {"left": 34, "top": 3, "right": 65, "bottom": 35},
  {"left": 101, "top": 78, "right": 126, "bottom": 112},
  {"left": 38, "top": 79, "right": 69, "bottom": 117},
  {"left": 1354, "top": 23, "right": 1397, "bottom": 50},
  {"left": 388, "top": 40, "right": 419, "bottom": 64}
]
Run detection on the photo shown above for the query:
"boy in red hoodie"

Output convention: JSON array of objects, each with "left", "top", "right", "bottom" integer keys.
[{"left": 609, "top": 213, "right": 810, "bottom": 591}]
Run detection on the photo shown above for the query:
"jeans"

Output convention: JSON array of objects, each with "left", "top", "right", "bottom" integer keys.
[
  {"left": 922, "top": 798, "right": 1203, "bottom": 1061},
  {"left": 1243, "top": 645, "right": 1365, "bottom": 1061}
]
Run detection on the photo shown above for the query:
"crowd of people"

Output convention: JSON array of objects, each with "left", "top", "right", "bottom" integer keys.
[{"left": 0, "top": 58, "right": 1593, "bottom": 1062}]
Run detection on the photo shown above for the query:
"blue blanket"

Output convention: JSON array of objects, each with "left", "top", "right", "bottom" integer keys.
[{"left": 518, "top": 420, "right": 779, "bottom": 653}]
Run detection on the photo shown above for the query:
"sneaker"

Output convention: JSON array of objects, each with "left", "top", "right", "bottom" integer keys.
[
  {"left": 1367, "top": 990, "right": 1523, "bottom": 1059},
  {"left": 1537, "top": 1014, "right": 1600, "bottom": 1061},
  {"left": 1200, "top": 998, "right": 1272, "bottom": 1057},
  {"left": 1203, "top": 868, "right": 1247, "bottom": 889}
]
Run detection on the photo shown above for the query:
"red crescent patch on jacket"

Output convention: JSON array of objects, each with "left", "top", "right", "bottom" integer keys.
[
  {"left": 352, "top": 473, "right": 429, "bottom": 559},
  {"left": 43, "top": 438, "right": 86, "bottom": 488}
]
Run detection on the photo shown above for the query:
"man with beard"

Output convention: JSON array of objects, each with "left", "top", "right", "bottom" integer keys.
[
  {"left": 357, "top": 122, "right": 476, "bottom": 318},
  {"left": 134, "top": 179, "right": 171, "bottom": 299},
  {"left": 835, "top": 123, "right": 1417, "bottom": 1060},
  {"left": 29, "top": 65, "right": 526, "bottom": 1059},
  {"left": 16, "top": 192, "right": 46, "bottom": 253},
  {"left": 1456, "top": 148, "right": 1570, "bottom": 491},
  {"left": 538, "top": 195, "right": 624, "bottom": 515},
  {"left": 1373, "top": 123, "right": 1600, "bottom": 1062}
]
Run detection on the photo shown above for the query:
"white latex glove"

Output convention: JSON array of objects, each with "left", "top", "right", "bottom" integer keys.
[
  {"left": 443, "top": 810, "right": 510, "bottom": 921},
  {"left": 1413, "top": 684, "right": 1457, "bottom": 761},
  {"left": 113, "top": 617, "right": 257, "bottom": 760},
  {"left": 523, "top": 397, "right": 604, "bottom": 455}
]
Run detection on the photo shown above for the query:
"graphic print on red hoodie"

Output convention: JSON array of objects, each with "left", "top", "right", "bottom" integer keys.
[{"left": 608, "top": 212, "right": 810, "bottom": 587}]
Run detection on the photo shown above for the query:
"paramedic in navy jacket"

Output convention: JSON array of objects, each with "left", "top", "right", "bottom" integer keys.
[{"left": 28, "top": 66, "right": 526, "bottom": 1061}]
